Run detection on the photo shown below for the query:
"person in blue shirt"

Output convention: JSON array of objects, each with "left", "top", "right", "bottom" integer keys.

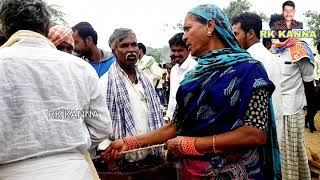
[{"left": 72, "top": 22, "right": 115, "bottom": 77}]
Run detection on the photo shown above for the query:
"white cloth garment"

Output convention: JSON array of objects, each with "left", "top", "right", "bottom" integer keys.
[
  {"left": 99, "top": 68, "right": 150, "bottom": 161},
  {"left": 137, "top": 55, "right": 164, "bottom": 86},
  {"left": 247, "top": 42, "right": 284, "bottom": 140},
  {"left": 0, "top": 35, "right": 112, "bottom": 168},
  {"left": 166, "top": 56, "right": 197, "bottom": 119},
  {"left": 123, "top": 71, "right": 150, "bottom": 160},
  {"left": 0, "top": 153, "right": 92, "bottom": 180}
]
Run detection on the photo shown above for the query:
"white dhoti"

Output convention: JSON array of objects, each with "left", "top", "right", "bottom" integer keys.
[{"left": 0, "top": 152, "right": 93, "bottom": 180}]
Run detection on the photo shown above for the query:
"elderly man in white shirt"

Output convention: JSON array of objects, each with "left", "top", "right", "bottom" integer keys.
[
  {"left": 99, "top": 28, "right": 164, "bottom": 172},
  {"left": 0, "top": 0, "right": 112, "bottom": 179},
  {"left": 232, "top": 13, "right": 283, "bottom": 140},
  {"left": 165, "top": 33, "right": 197, "bottom": 121}
]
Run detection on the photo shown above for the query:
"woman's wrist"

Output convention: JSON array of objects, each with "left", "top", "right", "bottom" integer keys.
[
  {"left": 122, "top": 136, "right": 141, "bottom": 150},
  {"left": 180, "top": 137, "right": 204, "bottom": 156}
]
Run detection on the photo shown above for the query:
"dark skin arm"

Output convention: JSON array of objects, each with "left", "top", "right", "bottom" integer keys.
[
  {"left": 101, "top": 123, "right": 177, "bottom": 159},
  {"left": 103, "top": 123, "right": 266, "bottom": 159},
  {"left": 166, "top": 125, "right": 267, "bottom": 156},
  {"left": 196, "top": 125, "right": 267, "bottom": 153}
]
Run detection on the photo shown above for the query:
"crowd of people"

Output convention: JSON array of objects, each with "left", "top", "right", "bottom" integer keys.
[{"left": 0, "top": 0, "right": 319, "bottom": 179}]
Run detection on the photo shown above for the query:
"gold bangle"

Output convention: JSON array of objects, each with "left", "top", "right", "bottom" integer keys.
[{"left": 212, "top": 135, "right": 217, "bottom": 154}]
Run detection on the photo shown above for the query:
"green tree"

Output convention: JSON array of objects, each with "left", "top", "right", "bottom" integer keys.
[
  {"left": 47, "top": 4, "right": 67, "bottom": 25},
  {"left": 223, "top": 0, "right": 268, "bottom": 22},
  {"left": 0, "top": 3, "right": 67, "bottom": 35},
  {"left": 146, "top": 47, "right": 162, "bottom": 63},
  {"left": 223, "top": 0, "right": 251, "bottom": 21},
  {"left": 159, "top": 45, "right": 170, "bottom": 61},
  {"left": 304, "top": 10, "right": 320, "bottom": 45}
]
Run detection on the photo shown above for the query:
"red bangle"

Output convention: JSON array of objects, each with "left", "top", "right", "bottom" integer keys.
[
  {"left": 180, "top": 137, "right": 204, "bottom": 156},
  {"left": 123, "top": 136, "right": 140, "bottom": 150}
]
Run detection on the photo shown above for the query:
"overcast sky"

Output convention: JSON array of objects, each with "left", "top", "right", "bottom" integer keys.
[{"left": 45, "top": 0, "right": 319, "bottom": 50}]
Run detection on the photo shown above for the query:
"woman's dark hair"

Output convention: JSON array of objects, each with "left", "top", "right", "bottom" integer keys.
[
  {"left": 189, "top": 13, "right": 207, "bottom": 25},
  {"left": 188, "top": 13, "right": 230, "bottom": 48},
  {"left": 0, "top": 0, "right": 50, "bottom": 37}
]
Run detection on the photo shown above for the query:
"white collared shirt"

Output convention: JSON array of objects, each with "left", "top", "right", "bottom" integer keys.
[
  {"left": 247, "top": 42, "right": 283, "bottom": 139},
  {"left": 0, "top": 38, "right": 112, "bottom": 164},
  {"left": 166, "top": 56, "right": 197, "bottom": 119},
  {"left": 275, "top": 48, "right": 314, "bottom": 115}
]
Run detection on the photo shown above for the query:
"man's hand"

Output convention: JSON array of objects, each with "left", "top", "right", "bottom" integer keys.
[
  {"left": 101, "top": 139, "right": 128, "bottom": 161},
  {"left": 165, "top": 136, "right": 184, "bottom": 157}
]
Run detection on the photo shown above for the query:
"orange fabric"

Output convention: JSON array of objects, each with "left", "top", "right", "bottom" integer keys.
[
  {"left": 289, "top": 42, "right": 309, "bottom": 62},
  {"left": 48, "top": 25, "right": 74, "bottom": 48},
  {"left": 273, "top": 38, "right": 309, "bottom": 62}
]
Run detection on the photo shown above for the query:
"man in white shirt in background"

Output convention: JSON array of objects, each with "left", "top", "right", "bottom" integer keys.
[
  {"left": 165, "top": 33, "right": 197, "bottom": 122},
  {"left": 232, "top": 12, "right": 283, "bottom": 140},
  {"left": 0, "top": 0, "right": 112, "bottom": 179},
  {"left": 137, "top": 42, "right": 164, "bottom": 86}
]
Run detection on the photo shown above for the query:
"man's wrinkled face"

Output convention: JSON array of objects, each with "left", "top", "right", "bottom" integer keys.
[
  {"left": 283, "top": 5, "right": 295, "bottom": 22},
  {"left": 232, "top": 22, "right": 249, "bottom": 50},
  {"left": 113, "top": 35, "right": 139, "bottom": 67},
  {"left": 72, "top": 30, "right": 91, "bottom": 58},
  {"left": 170, "top": 44, "right": 189, "bottom": 65}
]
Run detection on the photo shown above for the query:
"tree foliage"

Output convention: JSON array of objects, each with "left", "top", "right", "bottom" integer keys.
[
  {"left": 223, "top": 0, "right": 268, "bottom": 22},
  {"left": 147, "top": 46, "right": 170, "bottom": 63},
  {"left": 223, "top": 0, "right": 251, "bottom": 21},
  {"left": 47, "top": 4, "right": 67, "bottom": 25},
  {"left": 304, "top": 10, "right": 320, "bottom": 45}
]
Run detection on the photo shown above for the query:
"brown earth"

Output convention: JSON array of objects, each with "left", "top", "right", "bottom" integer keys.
[{"left": 305, "top": 112, "right": 320, "bottom": 179}]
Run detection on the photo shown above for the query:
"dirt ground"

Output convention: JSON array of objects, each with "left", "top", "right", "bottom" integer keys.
[
  {"left": 305, "top": 112, "right": 320, "bottom": 156},
  {"left": 305, "top": 111, "right": 320, "bottom": 179}
]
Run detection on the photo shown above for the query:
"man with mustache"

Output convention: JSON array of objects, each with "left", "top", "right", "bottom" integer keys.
[
  {"left": 99, "top": 28, "right": 164, "bottom": 172},
  {"left": 272, "top": 1, "right": 303, "bottom": 30},
  {"left": 165, "top": 33, "right": 197, "bottom": 122},
  {"left": 72, "top": 22, "right": 115, "bottom": 77}
]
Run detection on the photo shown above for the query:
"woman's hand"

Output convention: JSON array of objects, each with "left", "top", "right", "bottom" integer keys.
[
  {"left": 101, "top": 139, "right": 128, "bottom": 161},
  {"left": 165, "top": 136, "right": 184, "bottom": 157}
]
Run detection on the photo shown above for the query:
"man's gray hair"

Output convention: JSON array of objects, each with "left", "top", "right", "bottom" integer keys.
[{"left": 108, "top": 28, "right": 136, "bottom": 50}]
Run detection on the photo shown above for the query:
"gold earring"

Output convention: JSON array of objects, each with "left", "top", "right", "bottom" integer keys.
[{"left": 206, "top": 31, "right": 212, "bottom": 37}]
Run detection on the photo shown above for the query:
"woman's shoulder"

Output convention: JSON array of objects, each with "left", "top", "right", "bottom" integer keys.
[{"left": 232, "top": 60, "right": 266, "bottom": 75}]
